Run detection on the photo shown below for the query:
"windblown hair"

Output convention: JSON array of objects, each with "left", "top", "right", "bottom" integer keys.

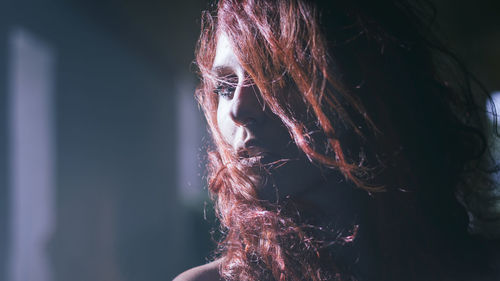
[{"left": 194, "top": 0, "right": 496, "bottom": 280}]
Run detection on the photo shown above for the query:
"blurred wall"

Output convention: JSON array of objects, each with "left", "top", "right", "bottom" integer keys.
[
  {"left": 1, "top": 0, "right": 212, "bottom": 281},
  {"left": 434, "top": 0, "right": 500, "bottom": 92},
  {"left": 0, "top": 0, "right": 9, "bottom": 279}
]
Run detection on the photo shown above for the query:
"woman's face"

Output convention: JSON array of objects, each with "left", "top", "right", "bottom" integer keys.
[
  {"left": 212, "top": 33, "right": 293, "bottom": 164},
  {"left": 212, "top": 33, "right": 328, "bottom": 200}
]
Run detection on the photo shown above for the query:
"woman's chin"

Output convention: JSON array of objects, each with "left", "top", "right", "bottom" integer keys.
[{"left": 255, "top": 158, "right": 327, "bottom": 203}]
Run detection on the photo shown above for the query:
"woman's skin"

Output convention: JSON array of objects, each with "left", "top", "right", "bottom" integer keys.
[
  {"left": 173, "top": 259, "right": 222, "bottom": 281},
  {"left": 213, "top": 33, "right": 292, "bottom": 164}
]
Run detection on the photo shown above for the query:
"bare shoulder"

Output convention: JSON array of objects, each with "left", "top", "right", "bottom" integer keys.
[{"left": 173, "top": 259, "right": 223, "bottom": 281}]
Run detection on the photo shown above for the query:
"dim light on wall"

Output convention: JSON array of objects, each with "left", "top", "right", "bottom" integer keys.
[{"left": 7, "top": 27, "right": 56, "bottom": 281}]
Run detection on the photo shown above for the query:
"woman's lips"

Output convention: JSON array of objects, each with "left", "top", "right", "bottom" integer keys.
[
  {"left": 238, "top": 147, "right": 282, "bottom": 168},
  {"left": 245, "top": 145, "right": 269, "bottom": 157},
  {"left": 239, "top": 139, "right": 272, "bottom": 158}
]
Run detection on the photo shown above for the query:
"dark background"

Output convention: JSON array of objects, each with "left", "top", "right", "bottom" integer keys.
[{"left": 0, "top": 0, "right": 498, "bottom": 281}]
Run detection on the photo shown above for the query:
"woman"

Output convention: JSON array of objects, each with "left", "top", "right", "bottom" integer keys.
[{"left": 176, "top": 0, "right": 500, "bottom": 280}]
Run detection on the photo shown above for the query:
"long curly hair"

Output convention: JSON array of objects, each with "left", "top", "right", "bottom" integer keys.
[{"left": 194, "top": 0, "right": 497, "bottom": 280}]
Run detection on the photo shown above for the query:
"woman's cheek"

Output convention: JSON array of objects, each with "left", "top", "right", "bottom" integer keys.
[{"left": 217, "top": 101, "right": 235, "bottom": 146}]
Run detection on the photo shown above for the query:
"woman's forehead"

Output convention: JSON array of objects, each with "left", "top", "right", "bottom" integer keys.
[{"left": 212, "top": 33, "right": 243, "bottom": 77}]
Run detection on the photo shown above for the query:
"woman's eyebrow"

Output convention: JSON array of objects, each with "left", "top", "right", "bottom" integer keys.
[
  {"left": 211, "top": 67, "right": 240, "bottom": 84},
  {"left": 211, "top": 65, "right": 237, "bottom": 78}
]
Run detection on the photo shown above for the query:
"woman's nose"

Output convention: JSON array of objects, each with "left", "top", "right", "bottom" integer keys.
[{"left": 229, "top": 85, "right": 264, "bottom": 126}]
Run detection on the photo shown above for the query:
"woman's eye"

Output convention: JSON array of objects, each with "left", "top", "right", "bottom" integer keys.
[{"left": 213, "top": 84, "right": 236, "bottom": 99}]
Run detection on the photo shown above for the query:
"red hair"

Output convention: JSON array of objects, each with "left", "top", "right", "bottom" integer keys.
[{"left": 195, "top": 0, "right": 495, "bottom": 280}]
